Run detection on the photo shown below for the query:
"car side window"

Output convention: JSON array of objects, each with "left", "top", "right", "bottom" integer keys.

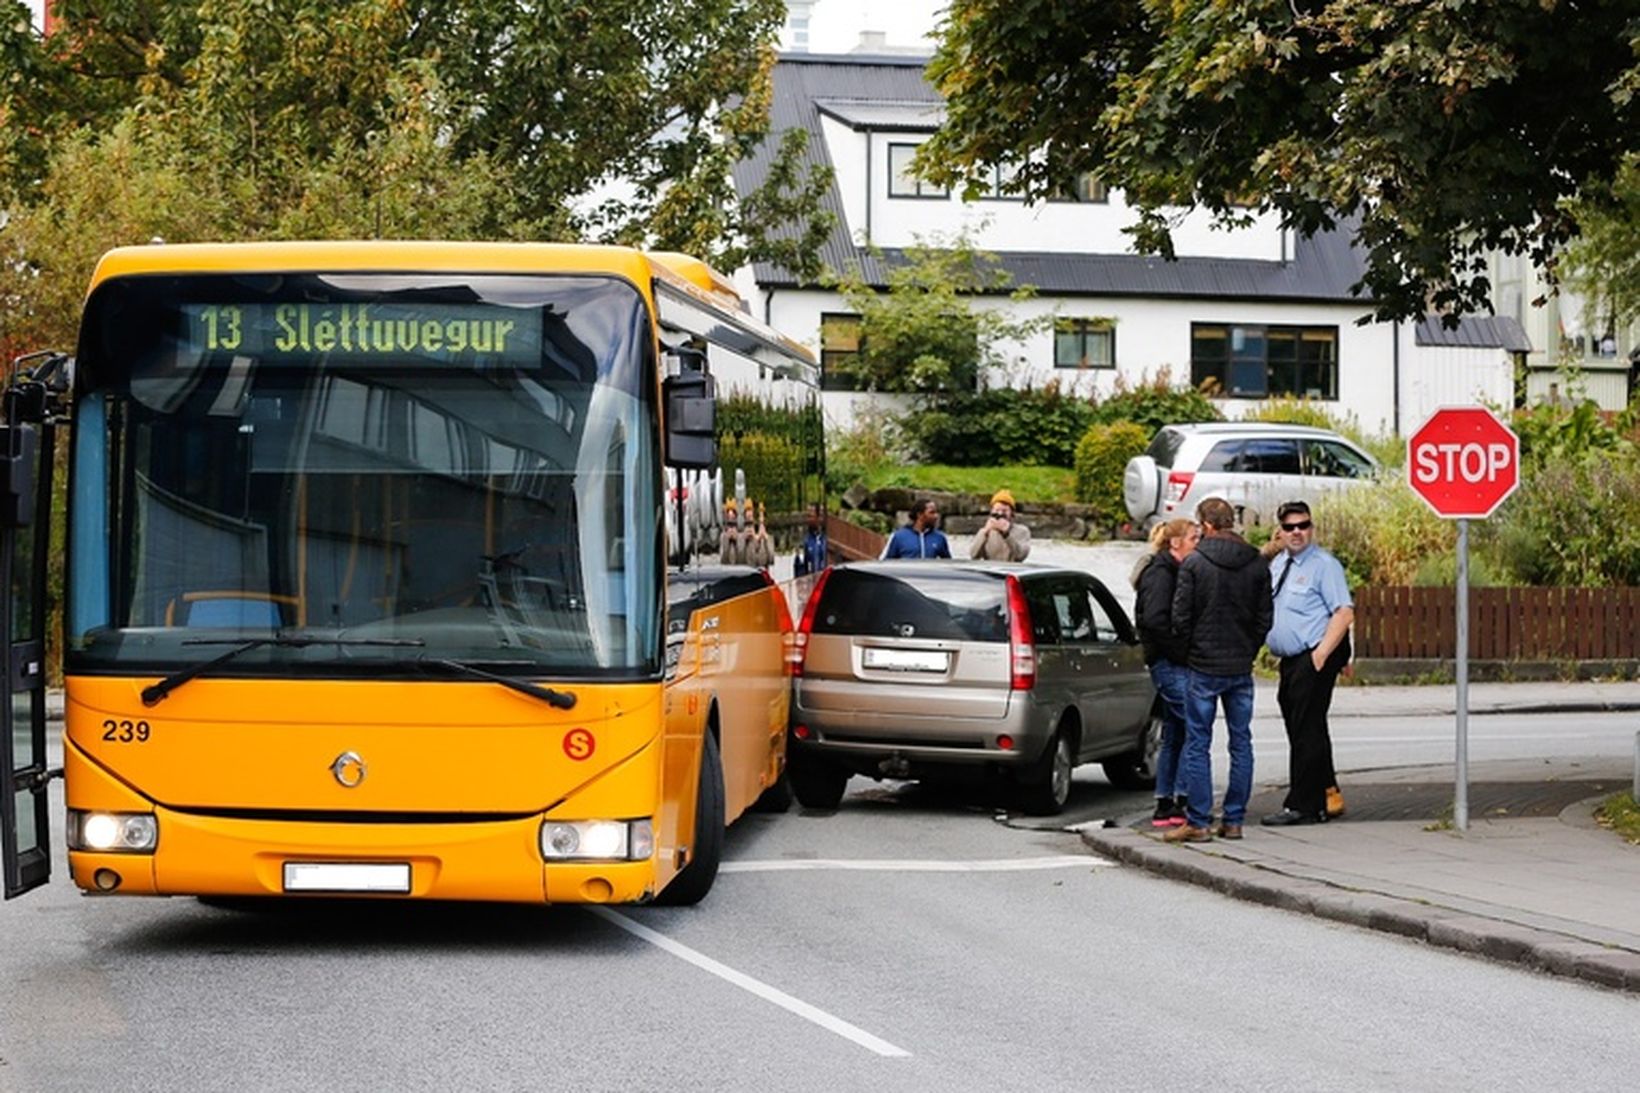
[
  {"left": 1051, "top": 582, "right": 1096, "bottom": 643},
  {"left": 1235, "top": 438, "right": 1301, "bottom": 474},
  {"left": 1086, "top": 580, "right": 1136, "bottom": 645},
  {"left": 1024, "top": 583, "right": 1060, "bottom": 645},
  {"left": 1307, "top": 439, "right": 1374, "bottom": 479},
  {"left": 1197, "top": 440, "right": 1242, "bottom": 472}
]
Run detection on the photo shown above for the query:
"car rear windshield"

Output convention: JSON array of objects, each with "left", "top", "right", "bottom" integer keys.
[
  {"left": 1146, "top": 428, "right": 1185, "bottom": 468},
  {"left": 811, "top": 569, "right": 1009, "bottom": 642}
]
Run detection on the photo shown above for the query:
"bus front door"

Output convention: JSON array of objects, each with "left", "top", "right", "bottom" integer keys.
[{"left": 2, "top": 370, "right": 59, "bottom": 900}]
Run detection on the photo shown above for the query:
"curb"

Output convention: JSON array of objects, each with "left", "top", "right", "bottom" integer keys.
[{"left": 1081, "top": 824, "right": 1640, "bottom": 996}]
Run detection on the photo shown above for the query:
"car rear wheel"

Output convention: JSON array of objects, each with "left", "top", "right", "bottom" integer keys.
[
  {"left": 1018, "top": 730, "right": 1073, "bottom": 816},
  {"left": 656, "top": 731, "right": 724, "bottom": 906},
  {"left": 1102, "top": 709, "right": 1162, "bottom": 791},
  {"left": 788, "top": 754, "right": 849, "bottom": 810}
]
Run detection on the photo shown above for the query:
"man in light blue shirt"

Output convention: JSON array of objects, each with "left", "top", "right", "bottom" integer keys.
[{"left": 1261, "top": 500, "right": 1355, "bottom": 827}]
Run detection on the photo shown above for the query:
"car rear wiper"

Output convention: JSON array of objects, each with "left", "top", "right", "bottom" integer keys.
[
  {"left": 419, "top": 657, "right": 578, "bottom": 710},
  {"left": 140, "top": 636, "right": 426, "bottom": 707}
]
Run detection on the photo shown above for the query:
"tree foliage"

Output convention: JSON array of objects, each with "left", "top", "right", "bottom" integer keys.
[
  {"left": 0, "top": 0, "right": 831, "bottom": 355},
  {"left": 826, "top": 232, "right": 1047, "bottom": 393},
  {"left": 1563, "top": 153, "right": 1640, "bottom": 333},
  {"left": 921, "top": 0, "right": 1640, "bottom": 323}
]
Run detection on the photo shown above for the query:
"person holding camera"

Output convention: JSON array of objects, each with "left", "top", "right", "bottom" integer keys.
[{"left": 969, "top": 489, "right": 1032, "bottom": 562}]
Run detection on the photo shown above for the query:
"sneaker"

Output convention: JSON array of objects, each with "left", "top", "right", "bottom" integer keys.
[
  {"left": 1326, "top": 786, "right": 1346, "bottom": 818},
  {"left": 1163, "top": 824, "right": 1213, "bottom": 843},
  {"left": 1260, "top": 808, "right": 1327, "bottom": 827},
  {"left": 1150, "top": 797, "right": 1180, "bottom": 828},
  {"left": 1214, "top": 822, "right": 1244, "bottom": 840}
]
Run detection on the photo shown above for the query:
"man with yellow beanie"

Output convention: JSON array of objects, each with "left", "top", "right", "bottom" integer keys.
[{"left": 970, "top": 489, "right": 1032, "bottom": 561}]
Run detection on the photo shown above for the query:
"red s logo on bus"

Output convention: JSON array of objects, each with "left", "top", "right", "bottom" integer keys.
[{"left": 563, "top": 728, "right": 596, "bottom": 761}]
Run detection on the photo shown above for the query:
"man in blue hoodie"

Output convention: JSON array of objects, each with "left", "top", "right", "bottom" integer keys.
[
  {"left": 1165, "top": 497, "right": 1272, "bottom": 842},
  {"left": 881, "top": 499, "right": 952, "bottom": 560}
]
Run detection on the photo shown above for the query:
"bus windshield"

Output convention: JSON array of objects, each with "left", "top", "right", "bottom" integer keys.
[{"left": 67, "top": 272, "right": 662, "bottom": 679}]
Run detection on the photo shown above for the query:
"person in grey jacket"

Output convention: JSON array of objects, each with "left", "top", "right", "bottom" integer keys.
[{"left": 1165, "top": 497, "right": 1272, "bottom": 842}]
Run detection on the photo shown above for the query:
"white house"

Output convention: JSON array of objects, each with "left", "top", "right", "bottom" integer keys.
[{"left": 731, "top": 52, "right": 1544, "bottom": 437}]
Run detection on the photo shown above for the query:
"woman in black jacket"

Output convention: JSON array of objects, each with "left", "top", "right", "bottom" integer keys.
[{"left": 1131, "top": 517, "right": 1200, "bottom": 826}]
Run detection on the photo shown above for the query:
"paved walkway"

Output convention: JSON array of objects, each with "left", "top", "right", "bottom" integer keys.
[{"left": 1082, "top": 680, "right": 1640, "bottom": 995}]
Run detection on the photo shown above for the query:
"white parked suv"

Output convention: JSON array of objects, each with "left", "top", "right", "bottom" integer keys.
[{"left": 1123, "top": 422, "right": 1380, "bottom": 530}]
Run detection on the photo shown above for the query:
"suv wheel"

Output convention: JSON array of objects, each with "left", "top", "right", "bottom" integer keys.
[
  {"left": 1101, "top": 709, "right": 1162, "bottom": 791},
  {"left": 1018, "top": 730, "right": 1073, "bottom": 816},
  {"left": 788, "top": 754, "right": 849, "bottom": 810}
]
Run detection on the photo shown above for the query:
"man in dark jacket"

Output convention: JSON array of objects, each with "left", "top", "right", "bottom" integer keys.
[{"left": 1165, "top": 497, "right": 1272, "bottom": 842}]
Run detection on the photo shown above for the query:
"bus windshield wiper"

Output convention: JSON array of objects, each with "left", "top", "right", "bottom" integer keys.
[
  {"left": 140, "top": 636, "right": 426, "bottom": 707},
  {"left": 420, "top": 657, "right": 578, "bottom": 710}
]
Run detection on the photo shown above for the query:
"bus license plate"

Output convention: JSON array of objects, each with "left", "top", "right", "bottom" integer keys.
[
  {"left": 283, "top": 862, "right": 411, "bottom": 894},
  {"left": 862, "top": 648, "right": 949, "bottom": 672}
]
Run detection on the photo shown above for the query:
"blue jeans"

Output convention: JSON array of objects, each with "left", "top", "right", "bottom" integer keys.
[
  {"left": 1149, "top": 659, "right": 1189, "bottom": 801},
  {"left": 1181, "top": 671, "right": 1255, "bottom": 829}
]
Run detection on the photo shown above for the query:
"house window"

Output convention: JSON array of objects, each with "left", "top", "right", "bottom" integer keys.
[
  {"left": 1049, "top": 172, "right": 1109, "bottom": 204},
  {"left": 888, "top": 143, "right": 949, "bottom": 199},
  {"left": 978, "top": 162, "right": 1023, "bottom": 201},
  {"left": 819, "top": 312, "right": 863, "bottom": 392},
  {"left": 1054, "top": 319, "right": 1115, "bottom": 369},
  {"left": 1191, "top": 323, "right": 1338, "bottom": 399}
]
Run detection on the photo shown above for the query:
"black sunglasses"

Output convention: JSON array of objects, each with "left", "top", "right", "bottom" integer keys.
[{"left": 1281, "top": 519, "right": 1313, "bottom": 532}]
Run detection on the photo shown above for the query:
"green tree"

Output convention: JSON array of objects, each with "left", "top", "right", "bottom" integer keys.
[
  {"left": 920, "top": 0, "right": 1640, "bottom": 323},
  {"left": 1, "top": 0, "right": 831, "bottom": 281},
  {"left": 1563, "top": 153, "right": 1640, "bottom": 335},
  {"left": 827, "top": 232, "right": 1047, "bottom": 393}
]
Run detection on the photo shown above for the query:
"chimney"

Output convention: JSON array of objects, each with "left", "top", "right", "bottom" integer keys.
[{"left": 784, "top": 0, "right": 815, "bottom": 52}]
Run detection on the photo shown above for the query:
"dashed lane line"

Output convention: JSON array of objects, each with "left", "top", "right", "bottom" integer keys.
[{"left": 586, "top": 906, "right": 912, "bottom": 1058}]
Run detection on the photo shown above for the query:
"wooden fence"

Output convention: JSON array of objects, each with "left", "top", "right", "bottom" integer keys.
[
  {"left": 1355, "top": 586, "right": 1640, "bottom": 660},
  {"left": 826, "top": 514, "right": 886, "bottom": 563}
]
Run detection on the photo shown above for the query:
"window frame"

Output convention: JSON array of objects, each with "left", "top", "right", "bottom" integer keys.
[
  {"left": 1190, "top": 322, "right": 1339, "bottom": 400},
  {"left": 819, "top": 312, "right": 863, "bottom": 392},
  {"left": 887, "top": 142, "right": 951, "bottom": 200},
  {"left": 1053, "top": 318, "right": 1116, "bottom": 370}
]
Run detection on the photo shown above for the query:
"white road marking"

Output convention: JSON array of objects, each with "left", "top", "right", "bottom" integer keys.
[
  {"left": 719, "top": 855, "right": 1113, "bottom": 873},
  {"left": 587, "top": 906, "right": 911, "bottom": 1058}
]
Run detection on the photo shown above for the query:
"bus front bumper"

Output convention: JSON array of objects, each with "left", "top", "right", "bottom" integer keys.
[{"left": 68, "top": 806, "right": 661, "bottom": 904}]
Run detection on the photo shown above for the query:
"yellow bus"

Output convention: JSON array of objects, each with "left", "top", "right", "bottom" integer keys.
[{"left": 1, "top": 241, "right": 818, "bottom": 906}]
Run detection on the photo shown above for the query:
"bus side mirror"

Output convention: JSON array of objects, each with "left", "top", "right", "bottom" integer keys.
[
  {"left": 663, "top": 371, "right": 716, "bottom": 469},
  {"left": 0, "top": 426, "right": 37, "bottom": 529}
]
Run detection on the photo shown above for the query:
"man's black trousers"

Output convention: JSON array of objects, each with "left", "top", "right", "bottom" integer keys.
[{"left": 1277, "top": 634, "right": 1351, "bottom": 816}]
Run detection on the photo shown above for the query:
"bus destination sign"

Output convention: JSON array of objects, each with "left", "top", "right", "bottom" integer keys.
[{"left": 182, "top": 302, "right": 543, "bottom": 366}]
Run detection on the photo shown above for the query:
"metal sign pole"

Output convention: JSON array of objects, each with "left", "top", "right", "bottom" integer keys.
[{"left": 1455, "top": 517, "right": 1470, "bottom": 832}]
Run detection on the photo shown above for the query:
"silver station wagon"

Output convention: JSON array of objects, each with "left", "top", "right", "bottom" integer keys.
[{"left": 787, "top": 562, "right": 1160, "bottom": 815}]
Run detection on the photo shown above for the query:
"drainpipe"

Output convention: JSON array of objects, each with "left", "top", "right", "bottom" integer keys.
[
  {"left": 764, "top": 288, "right": 775, "bottom": 326},
  {"left": 864, "top": 132, "right": 873, "bottom": 246},
  {"left": 1392, "top": 319, "right": 1402, "bottom": 435}
]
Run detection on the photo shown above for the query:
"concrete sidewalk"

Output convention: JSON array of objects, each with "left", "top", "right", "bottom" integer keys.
[{"left": 1083, "top": 751, "right": 1640, "bottom": 995}]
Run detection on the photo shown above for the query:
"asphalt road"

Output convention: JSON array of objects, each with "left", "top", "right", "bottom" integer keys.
[{"left": 4, "top": 707, "right": 1639, "bottom": 1092}]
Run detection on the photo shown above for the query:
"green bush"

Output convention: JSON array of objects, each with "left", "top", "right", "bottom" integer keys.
[
  {"left": 896, "top": 383, "right": 1096, "bottom": 466},
  {"left": 1073, "top": 421, "right": 1150, "bottom": 524},
  {"left": 1312, "top": 481, "right": 1452, "bottom": 588},
  {"left": 1486, "top": 454, "right": 1640, "bottom": 586},
  {"left": 718, "top": 431, "right": 804, "bottom": 515},
  {"left": 1240, "top": 395, "right": 1341, "bottom": 431},
  {"left": 1088, "top": 369, "right": 1224, "bottom": 435},
  {"left": 825, "top": 410, "right": 901, "bottom": 497}
]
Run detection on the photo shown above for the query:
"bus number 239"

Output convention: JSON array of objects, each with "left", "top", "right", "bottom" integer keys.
[{"left": 102, "top": 720, "right": 152, "bottom": 743}]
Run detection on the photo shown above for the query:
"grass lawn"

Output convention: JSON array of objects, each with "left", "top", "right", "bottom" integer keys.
[
  {"left": 1596, "top": 793, "right": 1640, "bottom": 844},
  {"left": 859, "top": 463, "right": 1077, "bottom": 505}
]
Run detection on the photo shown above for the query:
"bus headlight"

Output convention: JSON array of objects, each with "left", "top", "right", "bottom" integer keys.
[
  {"left": 540, "top": 819, "right": 654, "bottom": 862},
  {"left": 68, "top": 810, "right": 159, "bottom": 853}
]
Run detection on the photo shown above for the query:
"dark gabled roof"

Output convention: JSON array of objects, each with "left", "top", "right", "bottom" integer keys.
[
  {"left": 736, "top": 53, "right": 1376, "bottom": 306},
  {"left": 1414, "top": 315, "right": 1532, "bottom": 352}
]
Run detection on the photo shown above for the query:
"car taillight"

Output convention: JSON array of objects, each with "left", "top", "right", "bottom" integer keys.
[
  {"left": 1005, "top": 575, "right": 1035, "bottom": 691},
  {"left": 788, "top": 568, "right": 832, "bottom": 677},
  {"left": 1164, "top": 470, "right": 1195, "bottom": 510}
]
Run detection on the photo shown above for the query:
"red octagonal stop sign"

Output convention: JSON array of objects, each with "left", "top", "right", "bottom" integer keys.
[{"left": 1407, "top": 406, "right": 1520, "bottom": 519}]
